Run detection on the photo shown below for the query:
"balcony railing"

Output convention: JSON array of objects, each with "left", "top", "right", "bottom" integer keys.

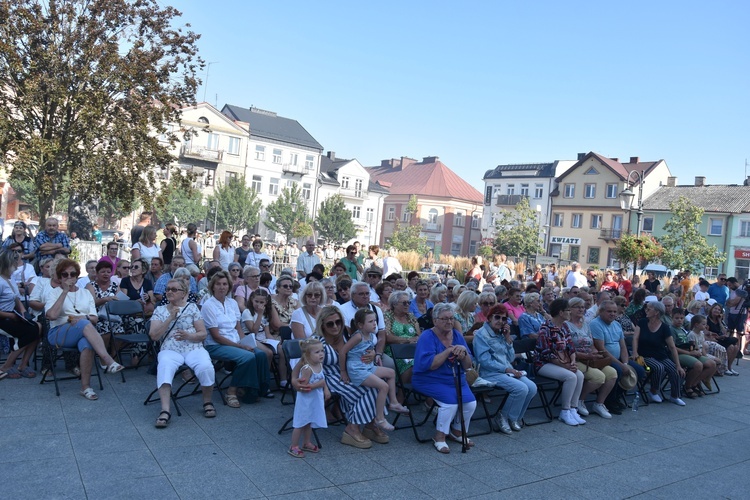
[
  {"left": 180, "top": 144, "right": 223, "bottom": 162},
  {"left": 340, "top": 188, "right": 366, "bottom": 199},
  {"left": 496, "top": 194, "right": 529, "bottom": 207},
  {"left": 423, "top": 222, "right": 442, "bottom": 232},
  {"left": 599, "top": 228, "right": 625, "bottom": 240},
  {"left": 282, "top": 163, "right": 307, "bottom": 176}
]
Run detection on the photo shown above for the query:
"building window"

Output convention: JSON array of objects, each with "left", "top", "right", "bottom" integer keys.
[
  {"left": 302, "top": 183, "right": 311, "bottom": 200},
  {"left": 605, "top": 183, "right": 618, "bottom": 198},
  {"left": 472, "top": 214, "right": 480, "bottom": 229},
  {"left": 454, "top": 212, "right": 464, "bottom": 227},
  {"left": 387, "top": 207, "right": 395, "bottom": 221},
  {"left": 366, "top": 208, "right": 374, "bottom": 222},
  {"left": 204, "top": 169, "right": 215, "bottom": 187},
  {"left": 255, "top": 145, "right": 265, "bottom": 160},
  {"left": 286, "top": 179, "right": 297, "bottom": 189},
  {"left": 553, "top": 213, "right": 563, "bottom": 227},
  {"left": 305, "top": 155, "right": 315, "bottom": 170},
  {"left": 272, "top": 148, "right": 282, "bottom": 164},
  {"left": 428, "top": 208, "right": 438, "bottom": 224},
  {"left": 704, "top": 266, "right": 718, "bottom": 279},
  {"left": 642, "top": 217, "right": 654, "bottom": 232},
  {"left": 401, "top": 208, "right": 411, "bottom": 222},
  {"left": 352, "top": 206, "right": 361, "bottom": 219},
  {"left": 570, "top": 245, "right": 580, "bottom": 262},
  {"left": 591, "top": 214, "right": 602, "bottom": 229},
  {"left": 587, "top": 247, "right": 601, "bottom": 265},
  {"left": 451, "top": 242, "right": 462, "bottom": 256},
  {"left": 564, "top": 184, "right": 575, "bottom": 198},
  {"left": 736, "top": 259, "right": 750, "bottom": 282},
  {"left": 206, "top": 133, "right": 219, "bottom": 150},
  {"left": 225, "top": 171, "right": 238, "bottom": 185},
  {"left": 251, "top": 175, "right": 262, "bottom": 192},
  {"left": 571, "top": 213, "right": 582, "bottom": 228},
  {"left": 289, "top": 153, "right": 298, "bottom": 166},
  {"left": 534, "top": 184, "right": 543, "bottom": 199},
  {"left": 227, "top": 137, "right": 240, "bottom": 155},
  {"left": 485, "top": 186, "right": 492, "bottom": 206},
  {"left": 740, "top": 220, "right": 750, "bottom": 237},
  {"left": 269, "top": 178, "right": 279, "bottom": 196},
  {"left": 355, "top": 178, "right": 363, "bottom": 196},
  {"left": 506, "top": 184, "right": 515, "bottom": 195},
  {"left": 709, "top": 218, "right": 723, "bottom": 236},
  {"left": 584, "top": 183, "right": 596, "bottom": 199},
  {"left": 341, "top": 176, "right": 350, "bottom": 189},
  {"left": 469, "top": 240, "right": 478, "bottom": 255},
  {"left": 520, "top": 184, "right": 529, "bottom": 196}
]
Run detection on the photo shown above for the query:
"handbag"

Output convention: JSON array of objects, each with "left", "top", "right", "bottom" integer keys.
[
  {"left": 464, "top": 366, "right": 479, "bottom": 386},
  {"left": 585, "top": 354, "right": 611, "bottom": 370}
]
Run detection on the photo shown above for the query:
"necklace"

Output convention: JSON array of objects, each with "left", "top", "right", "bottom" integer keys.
[{"left": 66, "top": 290, "right": 80, "bottom": 314}]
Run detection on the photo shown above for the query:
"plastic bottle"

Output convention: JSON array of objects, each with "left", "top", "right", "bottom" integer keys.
[{"left": 632, "top": 391, "right": 639, "bottom": 412}]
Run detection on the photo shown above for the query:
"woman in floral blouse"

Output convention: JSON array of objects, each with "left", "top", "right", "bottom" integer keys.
[{"left": 384, "top": 290, "right": 421, "bottom": 382}]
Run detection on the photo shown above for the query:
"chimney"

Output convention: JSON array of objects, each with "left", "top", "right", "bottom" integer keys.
[
  {"left": 745, "top": 176, "right": 750, "bottom": 187},
  {"left": 326, "top": 151, "right": 335, "bottom": 160},
  {"left": 610, "top": 157, "right": 619, "bottom": 162},
  {"left": 422, "top": 156, "right": 439, "bottom": 163},
  {"left": 630, "top": 156, "right": 640, "bottom": 164},
  {"left": 577, "top": 153, "right": 586, "bottom": 161},
  {"left": 667, "top": 176, "right": 677, "bottom": 187},
  {"left": 695, "top": 176, "right": 706, "bottom": 187}
]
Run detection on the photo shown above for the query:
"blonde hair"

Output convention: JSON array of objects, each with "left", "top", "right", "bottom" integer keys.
[{"left": 299, "top": 337, "right": 323, "bottom": 367}]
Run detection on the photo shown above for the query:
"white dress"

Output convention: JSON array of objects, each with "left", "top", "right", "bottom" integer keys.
[
  {"left": 292, "top": 364, "right": 327, "bottom": 429},
  {"left": 216, "top": 245, "right": 234, "bottom": 270}
]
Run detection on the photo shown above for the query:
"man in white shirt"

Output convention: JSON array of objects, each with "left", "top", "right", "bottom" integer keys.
[
  {"left": 296, "top": 239, "right": 320, "bottom": 279},
  {"left": 566, "top": 262, "right": 588, "bottom": 288},
  {"left": 339, "top": 282, "right": 394, "bottom": 370},
  {"left": 76, "top": 260, "right": 98, "bottom": 289},
  {"left": 585, "top": 291, "right": 611, "bottom": 324}
]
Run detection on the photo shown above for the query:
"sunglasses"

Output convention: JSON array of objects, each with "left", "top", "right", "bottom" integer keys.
[
  {"left": 491, "top": 315, "right": 507, "bottom": 321},
  {"left": 325, "top": 319, "right": 342, "bottom": 328},
  {"left": 60, "top": 272, "right": 79, "bottom": 278},
  {"left": 260, "top": 264, "right": 271, "bottom": 268},
  {"left": 230, "top": 268, "right": 241, "bottom": 272},
  {"left": 131, "top": 266, "right": 141, "bottom": 270},
  {"left": 165, "top": 287, "right": 185, "bottom": 293},
  {"left": 307, "top": 292, "right": 322, "bottom": 298},
  {"left": 279, "top": 284, "right": 292, "bottom": 289},
  {"left": 399, "top": 301, "right": 410, "bottom": 306},
  {"left": 248, "top": 275, "right": 260, "bottom": 278},
  {"left": 367, "top": 274, "right": 380, "bottom": 278},
  {"left": 480, "top": 301, "right": 495, "bottom": 306}
]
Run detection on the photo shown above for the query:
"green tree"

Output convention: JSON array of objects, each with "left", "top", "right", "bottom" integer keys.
[
  {"left": 207, "top": 176, "right": 262, "bottom": 235},
  {"left": 154, "top": 170, "right": 207, "bottom": 227},
  {"left": 615, "top": 233, "right": 663, "bottom": 280},
  {"left": 315, "top": 194, "right": 357, "bottom": 246},
  {"left": 264, "top": 184, "right": 310, "bottom": 242},
  {"left": 659, "top": 196, "right": 727, "bottom": 273},
  {"left": 0, "top": 0, "right": 203, "bottom": 223},
  {"left": 492, "top": 197, "right": 543, "bottom": 261},
  {"left": 389, "top": 195, "right": 428, "bottom": 255}
]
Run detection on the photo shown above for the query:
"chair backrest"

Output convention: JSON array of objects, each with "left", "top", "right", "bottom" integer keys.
[
  {"left": 106, "top": 299, "right": 144, "bottom": 316},
  {"left": 279, "top": 326, "right": 293, "bottom": 341},
  {"left": 282, "top": 339, "right": 302, "bottom": 361},
  {"left": 389, "top": 342, "right": 417, "bottom": 361}
]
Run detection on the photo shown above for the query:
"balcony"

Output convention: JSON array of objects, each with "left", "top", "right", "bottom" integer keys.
[
  {"left": 496, "top": 194, "right": 529, "bottom": 207},
  {"left": 180, "top": 144, "right": 222, "bottom": 162},
  {"left": 340, "top": 188, "right": 366, "bottom": 200},
  {"left": 599, "top": 228, "right": 626, "bottom": 241},
  {"left": 423, "top": 222, "right": 442, "bottom": 232},
  {"left": 282, "top": 163, "right": 311, "bottom": 176}
]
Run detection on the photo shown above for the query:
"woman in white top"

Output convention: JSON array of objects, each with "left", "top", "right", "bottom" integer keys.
[
  {"left": 213, "top": 230, "right": 235, "bottom": 271},
  {"left": 180, "top": 223, "right": 202, "bottom": 266},
  {"left": 131, "top": 225, "right": 162, "bottom": 263},
  {"left": 244, "top": 239, "right": 271, "bottom": 268},
  {"left": 201, "top": 270, "right": 271, "bottom": 407},
  {"left": 44, "top": 259, "right": 123, "bottom": 400},
  {"left": 382, "top": 247, "right": 402, "bottom": 277},
  {"left": 291, "top": 281, "right": 325, "bottom": 339}
]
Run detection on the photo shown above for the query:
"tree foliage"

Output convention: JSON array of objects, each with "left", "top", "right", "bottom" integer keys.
[
  {"left": 154, "top": 170, "right": 206, "bottom": 228},
  {"left": 389, "top": 195, "right": 428, "bottom": 255},
  {"left": 264, "top": 184, "right": 310, "bottom": 243},
  {"left": 658, "top": 196, "right": 727, "bottom": 273},
  {"left": 615, "top": 233, "right": 663, "bottom": 279},
  {"left": 0, "top": 0, "right": 203, "bottom": 222},
  {"left": 315, "top": 194, "right": 357, "bottom": 246},
  {"left": 492, "top": 197, "right": 544, "bottom": 259},
  {"left": 206, "top": 176, "right": 262, "bottom": 235}
]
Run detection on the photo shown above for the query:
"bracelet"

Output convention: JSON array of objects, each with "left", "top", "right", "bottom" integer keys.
[{"left": 375, "top": 353, "right": 382, "bottom": 357}]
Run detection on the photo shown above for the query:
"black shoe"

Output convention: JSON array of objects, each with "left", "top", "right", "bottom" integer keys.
[
  {"left": 605, "top": 403, "right": 623, "bottom": 415},
  {"left": 737, "top": 351, "right": 744, "bottom": 360}
]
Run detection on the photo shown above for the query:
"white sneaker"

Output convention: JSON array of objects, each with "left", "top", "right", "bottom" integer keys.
[
  {"left": 725, "top": 369, "right": 739, "bottom": 376},
  {"left": 591, "top": 402, "right": 612, "bottom": 419},
  {"left": 647, "top": 392, "right": 663, "bottom": 403},
  {"left": 558, "top": 409, "right": 579, "bottom": 426},
  {"left": 571, "top": 410, "right": 587, "bottom": 425},
  {"left": 577, "top": 400, "right": 589, "bottom": 416},
  {"left": 472, "top": 377, "right": 495, "bottom": 388},
  {"left": 668, "top": 397, "right": 686, "bottom": 406}
]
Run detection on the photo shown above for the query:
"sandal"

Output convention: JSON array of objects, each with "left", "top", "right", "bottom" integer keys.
[
  {"left": 80, "top": 387, "right": 99, "bottom": 400},
  {"left": 225, "top": 394, "right": 240, "bottom": 408},
  {"left": 6, "top": 367, "right": 21, "bottom": 379},
  {"left": 203, "top": 402, "right": 216, "bottom": 418},
  {"left": 302, "top": 443, "right": 319, "bottom": 453},
  {"left": 20, "top": 367, "right": 36, "bottom": 378},
  {"left": 155, "top": 410, "right": 171, "bottom": 428},
  {"left": 287, "top": 446, "right": 305, "bottom": 458},
  {"left": 388, "top": 403, "right": 410, "bottom": 415},
  {"left": 683, "top": 387, "right": 698, "bottom": 399},
  {"left": 433, "top": 439, "right": 450, "bottom": 454},
  {"left": 447, "top": 431, "right": 475, "bottom": 448},
  {"left": 375, "top": 418, "right": 394, "bottom": 432},
  {"left": 106, "top": 362, "right": 124, "bottom": 374},
  {"left": 0, "top": 369, "right": 6, "bottom": 380}
]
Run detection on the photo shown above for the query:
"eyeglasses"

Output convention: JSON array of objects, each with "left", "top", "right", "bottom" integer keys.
[
  {"left": 480, "top": 301, "right": 495, "bottom": 306},
  {"left": 60, "top": 272, "right": 79, "bottom": 278},
  {"left": 436, "top": 317, "right": 453, "bottom": 322},
  {"left": 307, "top": 292, "right": 322, "bottom": 298},
  {"left": 324, "top": 319, "right": 342, "bottom": 328},
  {"left": 260, "top": 264, "right": 271, "bottom": 268},
  {"left": 230, "top": 268, "right": 241, "bottom": 272},
  {"left": 248, "top": 275, "right": 260, "bottom": 278},
  {"left": 354, "top": 292, "right": 370, "bottom": 296},
  {"left": 324, "top": 286, "right": 335, "bottom": 290},
  {"left": 570, "top": 290, "right": 580, "bottom": 294},
  {"left": 367, "top": 274, "right": 380, "bottom": 278},
  {"left": 279, "top": 284, "right": 292, "bottom": 289},
  {"left": 399, "top": 301, "right": 410, "bottom": 306},
  {"left": 166, "top": 287, "right": 185, "bottom": 293}
]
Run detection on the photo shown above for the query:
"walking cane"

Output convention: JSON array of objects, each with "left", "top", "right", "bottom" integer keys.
[{"left": 451, "top": 358, "right": 469, "bottom": 453}]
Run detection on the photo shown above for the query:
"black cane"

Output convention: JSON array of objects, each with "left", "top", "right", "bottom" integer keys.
[{"left": 452, "top": 360, "right": 468, "bottom": 453}]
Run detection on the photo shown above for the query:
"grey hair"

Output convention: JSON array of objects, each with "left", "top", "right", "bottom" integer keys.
[
  {"left": 243, "top": 266, "right": 260, "bottom": 279},
  {"left": 432, "top": 302, "right": 456, "bottom": 321},
  {"left": 568, "top": 297, "right": 585, "bottom": 309},
  {"left": 389, "top": 290, "right": 411, "bottom": 309},
  {"left": 446, "top": 278, "right": 460, "bottom": 289},
  {"left": 430, "top": 283, "right": 447, "bottom": 304},
  {"left": 351, "top": 281, "right": 370, "bottom": 295},
  {"left": 648, "top": 300, "right": 666, "bottom": 315},
  {"left": 523, "top": 292, "right": 540, "bottom": 307},
  {"left": 172, "top": 267, "right": 191, "bottom": 281},
  {"left": 186, "top": 264, "right": 200, "bottom": 276}
]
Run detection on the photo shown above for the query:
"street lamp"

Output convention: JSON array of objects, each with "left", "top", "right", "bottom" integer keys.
[{"left": 619, "top": 170, "right": 644, "bottom": 236}]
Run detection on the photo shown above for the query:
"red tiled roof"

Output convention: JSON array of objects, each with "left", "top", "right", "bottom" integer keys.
[
  {"left": 367, "top": 159, "right": 483, "bottom": 203},
  {"left": 556, "top": 152, "right": 662, "bottom": 183}
]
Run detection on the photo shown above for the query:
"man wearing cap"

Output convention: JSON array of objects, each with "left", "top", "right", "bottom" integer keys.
[
  {"left": 707, "top": 274, "right": 729, "bottom": 307},
  {"left": 364, "top": 265, "right": 383, "bottom": 302},
  {"left": 296, "top": 239, "right": 320, "bottom": 280},
  {"left": 590, "top": 300, "right": 647, "bottom": 414}
]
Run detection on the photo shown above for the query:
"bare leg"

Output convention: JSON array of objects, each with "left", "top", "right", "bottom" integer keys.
[
  {"left": 727, "top": 344, "right": 738, "bottom": 367},
  {"left": 18, "top": 339, "right": 40, "bottom": 371},
  {"left": 596, "top": 377, "right": 617, "bottom": 404},
  {"left": 82, "top": 324, "right": 116, "bottom": 366},
  {"left": 685, "top": 362, "right": 703, "bottom": 389},
  {"left": 374, "top": 366, "right": 399, "bottom": 402},
  {"left": 361, "top": 374, "right": 388, "bottom": 420},
  {"left": 158, "top": 384, "right": 172, "bottom": 412},
  {"left": 201, "top": 385, "right": 213, "bottom": 404},
  {"left": 580, "top": 380, "right": 602, "bottom": 402},
  {"left": 0, "top": 346, "right": 24, "bottom": 371},
  {"left": 79, "top": 348, "right": 93, "bottom": 390},
  {"left": 302, "top": 425, "right": 313, "bottom": 448}
]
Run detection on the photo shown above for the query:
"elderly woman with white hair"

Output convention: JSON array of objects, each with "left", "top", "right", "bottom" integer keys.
[
  {"left": 453, "top": 290, "right": 481, "bottom": 344},
  {"left": 445, "top": 279, "right": 461, "bottom": 302},
  {"left": 430, "top": 283, "right": 448, "bottom": 305},
  {"left": 518, "top": 292, "right": 545, "bottom": 340},
  {"left": 412, "top": 302, "right": 477, "bottom": 454},
  {"left": 382, "top": 247, "right": 402, "bottom": 277}
]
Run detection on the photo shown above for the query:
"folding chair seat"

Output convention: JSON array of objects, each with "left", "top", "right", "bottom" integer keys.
[
  {"left": 389, "top": 343, "right": 438, "bottom": 442},
  {"left": 276, "top": 339, "right": 321, "bottom": 448},
  {"left": 106, "top": 300, "right": 153, "bottom": 382},
  {"left": 520, "top": 349, "right": 562, "bottom": 426}
]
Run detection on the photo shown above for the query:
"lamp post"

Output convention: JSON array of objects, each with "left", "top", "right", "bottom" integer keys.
[{"left": 619, "top": 170, "right": 644, "bottom": 237}]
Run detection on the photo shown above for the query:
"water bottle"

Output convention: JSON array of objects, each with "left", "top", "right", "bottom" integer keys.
[{"left": 632, "top": 391, "right": 639, "bottom": 412}]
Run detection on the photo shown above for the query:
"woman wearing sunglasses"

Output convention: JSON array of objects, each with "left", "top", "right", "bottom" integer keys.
[
  {"left": 45, "top": 259, "right": 124, "bottom": 400},
  {"left": 291, "top": 281, "right": 325, "bottom": 339}
]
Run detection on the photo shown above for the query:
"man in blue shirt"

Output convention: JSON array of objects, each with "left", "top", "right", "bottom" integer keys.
[
  {"left": 707, "top": 274, "right": 729, "bottom": 307},
  {"left": 33, "top": 217, "right": 70, "bottom": 261},
  {"left": 153, "top": 255, "right": 198, "bottom": 301},
  {"left": 590, "top": 300, "right": 646, "bottom": 414}
]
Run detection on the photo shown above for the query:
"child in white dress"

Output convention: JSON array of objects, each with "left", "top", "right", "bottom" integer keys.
[{"left": 289, "top": 338, "right": 329, "bottom": 458}]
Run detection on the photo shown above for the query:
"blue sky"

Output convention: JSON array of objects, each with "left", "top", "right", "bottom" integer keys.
[{"left": 172, "top": 0, "right": 748, "bottom": 191}]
